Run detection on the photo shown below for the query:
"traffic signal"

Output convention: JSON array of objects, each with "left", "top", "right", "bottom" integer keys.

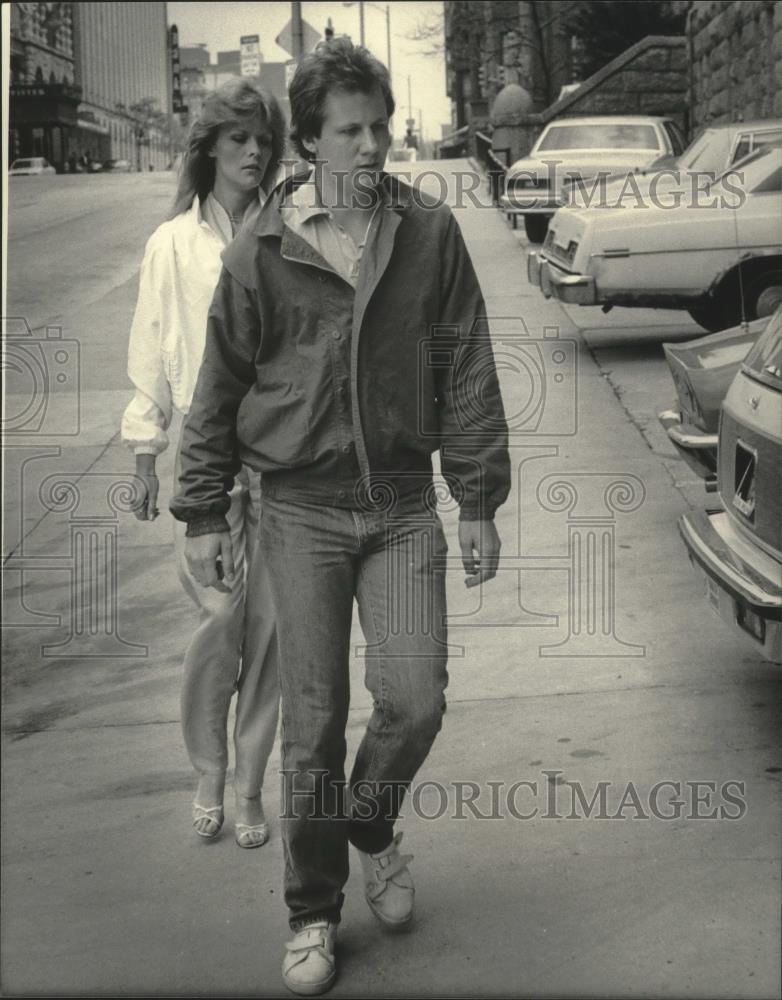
[
  {"left": 498, "top": 65, "right": 506, "bottom": 87},
  {"left": 478, "top": 65, "right": 487, "bottom": 94}
]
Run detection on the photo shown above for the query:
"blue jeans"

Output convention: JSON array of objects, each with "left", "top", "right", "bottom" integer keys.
[{"left": 259, "top": 495, "right": 449, "bottom": 929}]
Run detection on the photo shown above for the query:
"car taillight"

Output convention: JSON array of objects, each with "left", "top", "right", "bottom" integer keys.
[{"left": 672, "top": 370, "right": 704, "bottom": 427}]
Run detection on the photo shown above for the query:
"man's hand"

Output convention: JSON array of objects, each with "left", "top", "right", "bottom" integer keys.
[
  {"left": 185, "top": 531, "right": 235, "bottom": 593},
  {"left": 458, "top": 519, "right": 501, "bottom": 589}
]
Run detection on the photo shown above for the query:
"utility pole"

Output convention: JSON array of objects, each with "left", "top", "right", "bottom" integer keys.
[
  {"left": 359, "top": 1, "right": 365, "bottom": 46},
  {"left": 291, "top": 1, "right": 303, "bottom": 60}
]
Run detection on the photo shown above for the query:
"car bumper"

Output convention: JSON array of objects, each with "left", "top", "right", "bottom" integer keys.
[
  {"left": 657, "top": 409, "right": 718, "bottom": 489},
  {"left": 527, "top": 252, "right": 596, "bottom": 306},
  {"left": 679, "top": 510, "right": 782, "bottom": 662}
]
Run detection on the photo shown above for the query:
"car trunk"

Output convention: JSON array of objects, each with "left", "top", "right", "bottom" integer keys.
[{"left": 663, "top": 319, "right": 765, "bottom": 431}]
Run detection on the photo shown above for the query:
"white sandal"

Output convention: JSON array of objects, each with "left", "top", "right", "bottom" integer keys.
[
  {"left": 235, "top": 821, "right": 269, "bottom": 849},
  {"left": 192, "top": 802, "right": 224, "bottom": 839}
]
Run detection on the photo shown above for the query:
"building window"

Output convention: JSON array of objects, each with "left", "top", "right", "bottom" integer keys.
[
  {"left": 10, "top": 54, "right": 24, "bottom": 84},
  {"left": 35, "top": 65, "right": 44, "bottom": 82}
]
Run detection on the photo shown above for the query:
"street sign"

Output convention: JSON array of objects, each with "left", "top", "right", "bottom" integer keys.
[
  {"left": 275, "top": 18, "right": 321, "bottom": 56},
  {"left": 284, "top": 60, "right": 297, "bottom": 89},
  {"left": 240, "top": 34, "right": 261, "bottom": 77}
]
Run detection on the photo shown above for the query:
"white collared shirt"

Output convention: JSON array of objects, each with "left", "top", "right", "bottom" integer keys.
[
  {"left": 121, "top": 191, "right": 263, "bottom": 455},
  {"left": 280, "top": 177, "right": 384, "bottom": 288}
]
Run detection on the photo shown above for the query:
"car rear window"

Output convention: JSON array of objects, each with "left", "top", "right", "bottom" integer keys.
[
  {"left": 743, "top": 311, "right": 782, "bottom": 389},
  {"left": 537, "top": 124, "right": 660, "bottom": 151},
  {"left": 753, "top": 130, "right": 782, "bottom": 152},
  {"left": 12, "top": 160, "right": 33, "bottom": 168}
]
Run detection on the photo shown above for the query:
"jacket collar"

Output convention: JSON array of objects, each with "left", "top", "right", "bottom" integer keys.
[{"left": 252, "top": 167, "right": 414, "bottom": 239}]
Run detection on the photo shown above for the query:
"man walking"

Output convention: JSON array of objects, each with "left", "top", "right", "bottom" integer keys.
[{"left": 171, "top": 39, "right": 510, "bottom": 995}]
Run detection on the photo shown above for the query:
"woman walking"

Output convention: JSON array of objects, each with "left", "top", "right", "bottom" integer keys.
[{"left": 122, "top": 79, "right": 285, "bottom": 847}]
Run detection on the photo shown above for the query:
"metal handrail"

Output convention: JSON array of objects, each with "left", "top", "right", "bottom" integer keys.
[{"left": 475, "top": 131, "right": 509, "bottom": 205}]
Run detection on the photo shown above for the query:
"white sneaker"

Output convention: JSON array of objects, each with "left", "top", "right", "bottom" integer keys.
[
  {"left": 357, "top": 831, "right": 415, "bottom": 928},
  {"left": 282, "top": 920, "right": 337, "bottom": 996}
]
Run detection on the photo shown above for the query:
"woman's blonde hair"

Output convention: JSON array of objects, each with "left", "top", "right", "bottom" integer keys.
[{"left": 170, "top": 78, "right": 286, "bottom": 218}]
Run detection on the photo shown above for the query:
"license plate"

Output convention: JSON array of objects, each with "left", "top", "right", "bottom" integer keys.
[{"left": 733, "top": 440, "right": 757, "bottom": 520}]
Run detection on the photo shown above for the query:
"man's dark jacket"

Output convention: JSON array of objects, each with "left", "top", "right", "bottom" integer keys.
[{"left": 170, "top": 172, "right": 511, "bottom": 533}]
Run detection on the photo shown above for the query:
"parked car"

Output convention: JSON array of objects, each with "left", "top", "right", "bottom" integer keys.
[
  {"left": 650, "top": 119, "right": 782, "bottom": 174},
  {"left": 500, "top": 115, "right": 686, "bottom": 243},
  {"left": 658, "top": 314, "right": 772, "bottom": 487},
  {"left": 527, "top": 145, "right": 782, "bottom": 331},
  {"left": 103, "top": 158, "right": 133, "bottom": 172},
  {"left": 678, "top": 314, "right": 782, "bottom": 662},
  {"left": 571, "top": 119, "right": 782, "bottom": 210},
  {"left": 9, "top": 157, "right": 56, "bottom": 177}
]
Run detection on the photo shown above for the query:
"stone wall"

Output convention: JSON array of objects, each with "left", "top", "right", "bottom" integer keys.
[
  {"left": 689, "top": 0, "right": 782, "bottom": 129},
  {"left": 544, "top": 36, "right": 688, "bottom": 128},
  {"left": 489, "top": 36, "right": 688, "bottom": 161}
]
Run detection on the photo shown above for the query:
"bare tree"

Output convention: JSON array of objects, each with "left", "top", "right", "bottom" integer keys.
[{"left": 405, "top": 7, "right": 445, "bottom": 57}]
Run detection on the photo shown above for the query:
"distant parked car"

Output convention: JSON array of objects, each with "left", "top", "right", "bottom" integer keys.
[
  {"left": 572, "top": 119, "right": 782, "bottom": 210},
  {"left": 500, "top": 115, "right": 685, "bottom": 243},
  {"left": 649, "top": 119, "right": 782, "bottom": 175},
  {"left": 678, "top": 313, "right": 782, "bottom": 662},
  {"left": 88, "top": 160, "right": 103, "bottom": 172},
  {"left": 588, "top": 118, "right": 782, "bottom": 202},
  {"left": 103, "top": 158, "right": 133, "bottom": 172},
  {"left": 9, "top": 157, "right": 56, "bottom": 177},
  {"left": 528, "top": 146, "right": 782, "bottom": 331},
  {"left": 658, "top": 314, "right": 772, "bottom": 487}
]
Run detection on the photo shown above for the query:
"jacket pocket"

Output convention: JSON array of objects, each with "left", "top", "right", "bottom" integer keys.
[{"left": 236, "top": 379, "right": 314, "bottom": 469}]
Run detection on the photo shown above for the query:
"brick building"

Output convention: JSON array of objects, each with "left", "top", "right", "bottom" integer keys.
[
  {"left": 8, "top": 2, "right": 81, "bottom": 169},
  {"left": 687, "top": 0, "right": 782, "bottom": 130},
  {"left": 444, "top": 0, "right": 582, "bottom": 129},
  {"left": 9, "top": 1, "right": 171, "bottom": 172},
  {"left": 443, "top": 0, "right": 782, "bottom": 150}
]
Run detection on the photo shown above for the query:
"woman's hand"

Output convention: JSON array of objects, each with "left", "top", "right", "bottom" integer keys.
[{"left": 134, "top": 454, "right": 160, "bottom": 521}]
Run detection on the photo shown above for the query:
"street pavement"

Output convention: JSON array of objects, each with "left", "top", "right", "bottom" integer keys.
[{"left": 2, "top": 163, "right": 781, "bottom": 998}]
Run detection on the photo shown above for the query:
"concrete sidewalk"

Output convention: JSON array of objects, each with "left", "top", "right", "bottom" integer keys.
[{"left": 2, "top": 160, "right": 780, "bottom": 998}]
